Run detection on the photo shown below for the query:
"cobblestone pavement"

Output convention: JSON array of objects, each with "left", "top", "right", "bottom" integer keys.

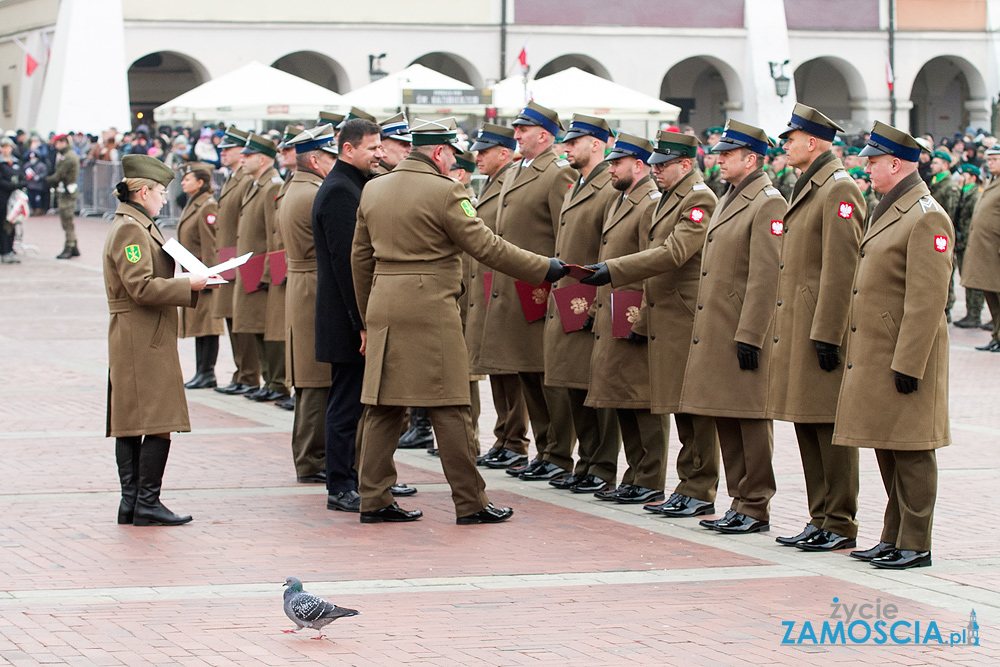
[{"left": 0, "top": 215, "right": 997, "bottom": 665}]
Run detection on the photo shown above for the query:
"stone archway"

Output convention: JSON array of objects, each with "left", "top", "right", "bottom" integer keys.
[
  {"left": 909, "top": 55, "right": 988, "bottom": 139},
  {"left": 410, "top": 52, "right": 483, "bottom": 88},
  {"left": 535, "top": 54, "right": 611, "bottom": 81},
  {"left": 272, "top": 51, "right": 349, "bottom": 93},
  {"left": 661, "top": 56, "right": 743, "bottom": 134},
  {"left": 793, "top": 56, "right": 867, "bottom": 129},
  {"left": 129, "top": 51, "right": 208, "bottom": 128}
]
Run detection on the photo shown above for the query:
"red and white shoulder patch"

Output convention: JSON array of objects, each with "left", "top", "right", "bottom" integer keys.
[
  {"left": 206, "top": 214, "right": 216, "bottom": 224},
  {"left": 771, "top": 220, "right": 784, "bottom": 236},
  {"left": 838, "top": 202, "right": 854, "bottom": 219},
  {"left": 934, "top": 235, "right": 948, "bottom": 252},
  {"left": 689, "top": 208, "right": 705, "bottom": 223}
]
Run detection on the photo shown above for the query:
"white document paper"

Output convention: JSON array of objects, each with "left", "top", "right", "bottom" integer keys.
[{"left": 162, "top": 238, "right": 252, "bottom": 285}]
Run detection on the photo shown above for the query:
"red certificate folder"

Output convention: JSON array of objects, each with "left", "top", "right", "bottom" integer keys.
[
  {"left": 564, "top": 264, "right": 595, "bottom": 281},
  {"left": 514, "top": 280, "right": 551, "bottom": 322},
  {"left": 217, "top": 246, "right": 238, "bottom": 280},
  {"left": 611, "top": 290, "right": 643, "bottom": 338},
  {"left": 483, "top": 272, "right": 493, "bottom": 307},
  {"left": 552, "top": 282, "right": 597, "bottom": 333},
  {"left": 268, "top": 250, "right": 287, "bottom": 285},
  {"left": 239, "top": 254, "right": 266, "bottom": 293}
]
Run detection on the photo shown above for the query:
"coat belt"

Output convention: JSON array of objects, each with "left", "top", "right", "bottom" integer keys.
[
  {"left": 107, "top": 297, "right": 130, "bottom": 313},
  {"left": 287, "top": 258, "right": 317, "bottom": 272},
  {"left": 374, "top": 257, "right": 455, "bottom": 274}
]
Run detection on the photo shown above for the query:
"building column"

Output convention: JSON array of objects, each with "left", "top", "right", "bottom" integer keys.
[{"left": 741, "top": 0, "right": 796, "bottom": 132}]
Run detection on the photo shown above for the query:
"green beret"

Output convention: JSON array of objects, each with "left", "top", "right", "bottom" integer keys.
[
  {"left": 932, "top": 150, "right": 952, "bottom": 163},
  {"left": 452, "top": 149, "right": 476, "bottom": 172},
  {"left": 958, "top": 163, "right": 981, "bottom": 178},
  {"left": 848, "top": 167, "right": 869, "bottom": 182},
  {"left": 767, "top": 146, "right": 785, "bottom": 158},
  {"left": 845, "top": 146, "right": 861, "bottom": 156},
  {"left": 122, "top": 154, "right": 175, "bottom": 186}
]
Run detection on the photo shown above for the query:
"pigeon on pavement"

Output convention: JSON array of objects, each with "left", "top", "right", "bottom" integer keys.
[{"left": 282, "top": 576, "right": 359, "bottom": 639}]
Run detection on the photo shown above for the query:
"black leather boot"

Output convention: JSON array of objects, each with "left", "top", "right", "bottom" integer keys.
[
  {"left": 133, "top": 435, "right": 192, "bottom": 526},
  {"left": 56, "top": 245, "right": 75, "bottom": 259},
  {"left": 115, "top": 437, "right": 141, "bottom": 524},
  {"left": 398, "top": 407, "right": 433, "bottom": 449},
  {"left": 185, "top": 337, "right": 218, "bottom": 389}
]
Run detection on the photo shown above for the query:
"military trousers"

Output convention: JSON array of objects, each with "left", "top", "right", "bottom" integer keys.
[
  {"left": 57, "top": 193, "right": 77, "bottom": 246},
  {"left": 290, "top": 386, "right": 326, "bottom": 478},
  {"left": 224, "top": 318, "right": 260, "bottom": 387},
  {"left": 253, "top": 335, "right": 287, "bottom": 395},
  {"left": 616, "top": 408, "right": 667, "bottom": 491},
  {"left": 359, "top": 404, "right": 490, "bottom": 517},
  {"left": 325, "top": 363, "right": 362, "bottom": 495},
  {"left": 953, "top": 249, "right": 984, "bottom": 318},
  {"left": 566, "top": 387, "right": 620, "bottom": 484},
  {"left": 714, "top": 417, "right": 775, "bottom": 522},
  {"left": 488, "top": 374, "right": 530, "bottom": 455},
  {"left": 518, "top": 371, "right": 576, "bottom": 471},
  {"left": 794, "top": 422, "right": 859, "bottom": 538},
  {"left": 875, "top": 448, "right": 937, "bottom": 552},
  {"left": 983, "top": 291, "right": 1000, "bottom": 342},
  {"left": 470, "top": 380, "right": 481, "bottom": 443},
  {"left": 672, "top": 413, "right": 721, "bottom": 503}
]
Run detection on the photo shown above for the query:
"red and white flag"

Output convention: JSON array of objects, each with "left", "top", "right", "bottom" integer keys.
[
  {"left": 518, "top": 45, "right": 529, "bottom": 75},
  {"left": 12, "top": 37, "right": 39, "bottom": 77},
  {"left": 886, "top": 58, "right": 894, "bottom": 93}
]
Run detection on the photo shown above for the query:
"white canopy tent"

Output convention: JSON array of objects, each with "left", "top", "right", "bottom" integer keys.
[
  {"left": 492, "top": 68, "right": 680, "bottom": 124},
  {"left": 153, "top": 61, "right": 348, "bottom": 125},
  {"left": 339, "top": 64, "right": 481, "bottom": 117}
]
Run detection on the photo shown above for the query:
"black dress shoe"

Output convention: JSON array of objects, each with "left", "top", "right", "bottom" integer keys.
[
  {"left": 519, "top": 462, "right": 565, "bottom": 481},
  {"left": 297, "top": 472, "right": 327, "bottom": 484},
  {"left": 658, "top": 496, "right": 715, "bottom": 517},
  {"left": 776, "top": 523, "right": 822, "bottom": 546},
  {"left": 594, "top": 484, "right": 632, "bottom": 501},
  {"left": 184, "top": 373, "right": 218, "bottom": 389},
  {"left": 570, "top": 474, "right": 610, "bottom": 494},
  {"left": 871, "top": 549, "right": 931, "bottom": 569},
  {"left": 796, "top": 529, "right": 857, "bottom": 552},
  {"left": 275, "top": 395, "right": 295, "bottom": 410},
  {"left": 456, "top": 503, "right": 514, "bottom": 525},
  {"left": 214, "top": 382, "right": 253, "bottom": 395},
  {"left": 242, "top": 387, "right": 267, "bottom": 400},
  {"left": 506, "top": 457, "right": 542, "bottom": 476},
  {"left": 327, "top": 490, "right": 361, "bottom": 513},
  {"left": 548, "top": 472, "right": 585, "bottom": 489},
  {"left": 715, "top": 513, "right": 769, "bottom": 534},
  {"left": 700, "top": 509, "right": 738, "bottom": 530},
  {"left": 975, "top": 340, "right": 1000, "bottom": 352},
  {"left": 849, "top": 541, "right": 895, "bottom": 561},
  {"left": 360, "top": 502, "right": 422, "bottom": 523},
  {"left": 485, "top": 448, "right": 528, "bottom": 469},
  {"left": 251, "top": 389, "right": 287, "bottom": 402},
  {"left": 615, "top": 486, "right": 665, "bottom": 504},
  {"left": 390, "top": 483, "right": 417, "bottom": 496},
  {"left": 476, "top": 447, "right": 503, "bottom": 466},
  {"left": 645, "top": 492, "right": 683, "bottom": 512}
]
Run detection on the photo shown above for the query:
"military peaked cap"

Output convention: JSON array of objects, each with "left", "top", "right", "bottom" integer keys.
[
  {"left": 711, "top": 119, "right": 774, "bottom": 155},
  {"left": 563, "top": 114, "right": 611, "bottom": 143},
  {"left": 512, "top": 101, "right": 563, "bottom": 137},
  {"left": 648, "top": 130, "right": 699, "bottom": 165},
  {"left": 241, "top": 133, "right": 278, "bottom": 159},
  {"left": 778, "top": 103, "right": 844, "bottom": 141},
  {"left": 605, "top": 132, "right": 653, "bottom": 163},
  {"left": 859, "top": 121, "right": 921, "bottom": 162},
  {"left": 471, "top": 123, "right": 516, "bottom": 151}
]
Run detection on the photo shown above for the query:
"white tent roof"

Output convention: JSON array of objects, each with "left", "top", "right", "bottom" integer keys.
[
  {"left": 340, "top": 64, "right": 476, "bottom": 116},
  {"left": 154, "top": 61, "right": 347, "bottom": 123},
  {"left": 493, "top": 68, "right": 679, "bottom": 123}
]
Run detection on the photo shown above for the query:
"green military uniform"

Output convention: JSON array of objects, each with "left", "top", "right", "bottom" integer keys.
[
  {"left": 950, "top": 165, "right": 983, "bottom": 323},
  {"left": 47, "top": 139, "right": 80, "bottom": 256}
]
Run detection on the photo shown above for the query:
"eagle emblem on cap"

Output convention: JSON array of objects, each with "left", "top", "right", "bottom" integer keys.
[
  {"left": 771, "top": 221, "right": 784, "bottom": 236},
  {"left": 531, "top": 288, "right": 547, "bottom": 304},
  {"left": 570, "top": 297, "right": 589, "bottom": 315},
  {"left": 838, "top": 202, "right": 853, "bottom": 219},
  {"left": 934, "top": 235, "right": 948, "bottom": 252},
  {"left": 690, "top": 208, "right": 705, "bottom": 223},
  {"left": 626, "top": 306, "right": 640, "bottom": 323}
]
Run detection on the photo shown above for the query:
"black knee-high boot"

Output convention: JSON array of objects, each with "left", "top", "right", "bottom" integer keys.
[
  {"left": 115, "top": 437, "right": 142, "bottom": 524},
  {"left": 398, "top": 407, "right": 434, "bottom": 448},
  {"left": 185, "top": 337, "right": 219, "bottom": 389},
  {"left": 133, "top": 435, "right": 192, "bottom": 526}
]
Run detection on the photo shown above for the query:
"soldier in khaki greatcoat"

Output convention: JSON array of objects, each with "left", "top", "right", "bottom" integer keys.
[
  {"left": 836, "top": 122, "right": 953, "bottom": 570},
  {"left": 278, "top": 125, "right": 338, "bottom": 484},
  {"left": 581, "top": 135, "right": 667, "bottom": 505},
  {"left": 468, "top": 124, "right": 532, "bottom": 469},
  {"left": 679, "top": 120, "right": 785, "bottom": 535},
  {"left": 212, "top": 127, "right": 261, "bottom": 396},
  {"left": 235, "top": 134, "right": 288, "bottom": 403},
  {"left": 176, "top": 162, "right": 224, "bottom": 390},
  {"left": 104, "top": 155, "right": 212, "bottom": 527},
  {"left": 764, "top": 105, "right": 866, "bottom": 552},
  {"left": 962, "top": 147, "right": 1000, "bottom": 347},
  {"left": 541, "top": 115, "right": 621, "bottom": 494},
  {"left": 351, "top": 118, "right": 568, "bottom": 524},
  {"left": 588, "top": 130, "right": 720, "bottom": 518},
  {"left": 476, "top": 102, "right": 577, "bottom": 482}
]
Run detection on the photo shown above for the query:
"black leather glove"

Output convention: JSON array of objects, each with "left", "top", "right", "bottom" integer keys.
[
  {"left": 894, "top": 371, "right": 918, "bottom": 394},
  {"left": 545, "top": 258, "right": 569, "bottom": 283},
  {"left": 737, "top": 342, "right": 760, "bottom": 371},
  {"left": 814, "top": 341, "right": 840, "bottom": 372},
  {"left": 581, "top": 315, "right": 594, "bottom": 331},
  {"left": 625, "top": 331, "right": 647, "bottom": 344},
  {"left": 256, "top": 281, "right": 269, "bottom": 292},
  {"left": 579, "top": 263, "right": 611, "bottom": 286}
]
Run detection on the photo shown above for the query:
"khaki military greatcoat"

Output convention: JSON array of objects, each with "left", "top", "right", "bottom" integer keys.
[
  {"left": 961, "top": 178, "right": 1000, "bottom": 292},
  {"left": 211, "top": 169, "right": 251, "bottom": 319},
  {"left": 264, "top": 177, "right": 289, "bottom": 341},
  {"left": 176, "top": 191, "right": 224, "bottom": 338},
  {"left": 233, "top": 167, "right": 281, "bottom": 334}
]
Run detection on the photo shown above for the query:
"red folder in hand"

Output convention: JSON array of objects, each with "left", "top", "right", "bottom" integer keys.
[
  {"left": 483, "top": 272, "right": 493, "bottom": 307},
  {"left": 239, "top": 254, "right": 266, "bottom": 293},
  {"left": 268, "top": 250, "right": 287, "bottom": 285},
  {"left": 552, "top": 282, "right": 597, "bottom": 333},
  {"left": 514, "top": 280, "right": 551, "bottom": 322},
  {"left": 564, "top": 264, "right": 596, "bottom": 281},
  {"left": 611, "top": 290, "right": 643, "bottom": 338},
  {"left": 217, "top": 246, "right": 238, "bottom": 280}
]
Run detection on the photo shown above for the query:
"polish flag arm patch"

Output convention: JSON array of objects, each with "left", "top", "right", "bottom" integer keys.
[
  {"left": 837, "top": 202, "right": 854, "bottom": 219},
  {"left": 206, "top": 214, "right": 216, "bottom": 224},
  {"left": 934, "top": 235, "right": 948, "bottom": 252},
  {"left": 689, "top": 208, "right": 705, "bottom": 223},
  {"left": 771, "top": 220, "right": 784, "bottom": 235}
]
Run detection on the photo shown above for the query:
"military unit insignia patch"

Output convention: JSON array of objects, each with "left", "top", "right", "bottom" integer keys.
[
  {"left": 460, "top": 200, "right": 476, "bottom": 217},
  {"left": 690, "top": 208, "right": 705, "bottom": 223},
  {"left": 771, "top": 220, "right": 784, "bottom": 235},
  {"left": 838, "top": 202, "right": 854, "bottom": 219},
  {"left": 125, "top": 244, "right": 141, "bottom": 263},
  {"left": 934, "top": 235, "right": 948, "bottom": 252}
]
